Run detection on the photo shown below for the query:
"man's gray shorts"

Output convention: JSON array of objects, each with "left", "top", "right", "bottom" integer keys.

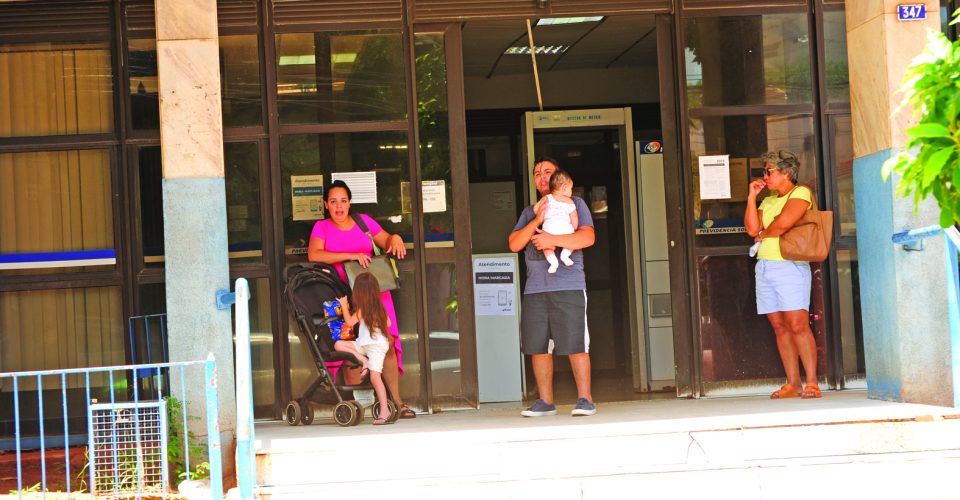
[{"left": 520, "top": 290, "right": 590, "bottom": 355}]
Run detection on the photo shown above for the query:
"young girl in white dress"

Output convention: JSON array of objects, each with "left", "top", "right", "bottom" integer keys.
[{"left": 334, "top": 272, "right": 393, "bottom": 424}]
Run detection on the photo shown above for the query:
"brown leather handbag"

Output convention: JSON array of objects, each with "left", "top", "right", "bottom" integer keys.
[{"left": 778, "top": 187, "right": 834, "bottom": 262}]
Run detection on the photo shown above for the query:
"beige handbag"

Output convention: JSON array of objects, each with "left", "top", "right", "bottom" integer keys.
[
  {"left": 778, "top": 188, "right": 834, "bottom": 262},
  {"left": 343, "top": 215, "right": 400, "bottom": 291}
]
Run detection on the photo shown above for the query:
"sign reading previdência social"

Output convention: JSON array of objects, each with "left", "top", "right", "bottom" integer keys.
[{"left": 897, "top": 4, "right": 926, "bottom": 21}]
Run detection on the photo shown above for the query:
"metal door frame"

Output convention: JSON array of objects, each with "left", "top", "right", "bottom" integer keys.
[{"left": 520, "top": 107, "right": 648, "bottom": 391}]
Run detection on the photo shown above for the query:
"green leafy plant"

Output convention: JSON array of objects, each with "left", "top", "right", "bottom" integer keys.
[
  {"left": 165, "top": 396, "right": 210, "bottom": 482},
  {"left": 882, "top": 10, "right": 960, "bottom": 227}
]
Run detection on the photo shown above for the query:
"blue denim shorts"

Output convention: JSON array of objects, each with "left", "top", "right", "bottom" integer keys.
[{"left": 755, "top": 259, "right": 811, "bottom": 314}]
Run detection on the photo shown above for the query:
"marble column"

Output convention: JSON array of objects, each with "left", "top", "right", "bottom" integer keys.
[
  {"left": 154, "top": 0, "right": 237, "bottom": 470},
  {"left": 848, "top": 1, "right": 956, "bottom": 406}
]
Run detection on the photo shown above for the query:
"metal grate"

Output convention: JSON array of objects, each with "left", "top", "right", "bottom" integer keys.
[{"left": 88, "top": 401, "right": 169, "bottom": 496}]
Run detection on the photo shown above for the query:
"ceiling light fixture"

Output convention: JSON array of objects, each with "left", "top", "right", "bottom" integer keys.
[
  {"left": 503, "top": 45, "right": 569, "bottom": 55},
  {"left": 536, "top": 16, "right": 604, "bottom": 26}
]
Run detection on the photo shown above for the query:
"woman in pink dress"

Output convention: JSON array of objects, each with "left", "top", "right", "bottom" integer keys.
[{"left": 307, "top": 180, "right": 416, "bottom": 418}]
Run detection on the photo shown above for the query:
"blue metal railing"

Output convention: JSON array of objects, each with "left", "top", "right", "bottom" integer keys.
[
  {"left": 0, "top": 358, "right": 223, "bottom": 499},
  {"left": 892, "top": 224, "right": 960, "bottom": 407},
  {"left": 233, "top": 278, "right": 257, "bottom": 500}
]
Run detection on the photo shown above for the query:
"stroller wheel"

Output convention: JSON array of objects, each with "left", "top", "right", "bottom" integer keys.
[
  {"left": 284, "top": 400, "right": 302, "bottom": 426},
  {"left": 300, "top": 400, "right": 315, "bottom": 425},
  {"left": 348, "top": 401, "right": 364, "bottom": 425},
  {"left": 387, "top": 400, "right": 399, "bottom": 423},
  {"left": 334, "top": 401, "right": 358, "bottom": 427},
  {"left": 372, "top": 400, "right": 399, "bottom": 423}
]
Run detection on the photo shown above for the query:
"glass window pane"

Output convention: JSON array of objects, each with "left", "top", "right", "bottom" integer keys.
[
  {"left": 942, "top": 0, "right": 956, "bottom": 38},
  {"left": 0, "top": 286, "right": 124, "bottom": 437},
  {"left": 0, "top": 286, "right": 124, "bottom": 378},
  {"left": 280, "top": 131, "right": 420, "bottom": 409},
  {"left": 276, "top": 31, "right": 407, "bottom": 124},
  {"left": 0, "top": 150, "right": 115, "bottom": 275},
  {"left": 225, "top": 142, "right": 263, "bottom": 263},
  {"left": 139, "top": 143, "right": 264, "bottom": 266},
  {"left": 138, "top": 146, "right": 165, "bottom": 267},
  {"left": 689, "top": 115, "right": 816, "bottom": 247},
  {"left": 698, "top": 255, "right": 827, "bottom": 385},
  {"left": 823, "top": 10, "right": 850, "bottom": 103},
  {"left": 685, "top": 14, "right": 812, "bottom": 107},
  {"left": 0, "top": 42, "right": 114, "bottom": 137},
  {"left": 220, "top": 35, "right": 262, "bottom": 127},
  {"left": 833, "top": 115, "right": 855, "bottom": 237},
  {"left": 279, "top": 131, "right": 412, "bottom": 251},
  {"left": 837, "top": 248, "right": 864, "bottom": 376},
  {"left": 129, "top": 38, "right": 160, "bottom": 130},
  {"left": 246, "top": 278, "right": 276, "bottom": 419}
]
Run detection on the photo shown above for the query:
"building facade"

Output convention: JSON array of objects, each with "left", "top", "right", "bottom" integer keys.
[{"left": 0, "top": 0, "right": 954, "bottom": 427}]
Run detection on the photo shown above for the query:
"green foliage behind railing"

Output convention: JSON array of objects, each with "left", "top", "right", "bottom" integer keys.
[{"left": 883, "top": 10, "right": 960, "bottom": 227}]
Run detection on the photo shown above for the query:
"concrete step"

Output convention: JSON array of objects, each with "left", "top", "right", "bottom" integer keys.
[{"left": 251, "top": 393, "right": 960, "bottom": 498}]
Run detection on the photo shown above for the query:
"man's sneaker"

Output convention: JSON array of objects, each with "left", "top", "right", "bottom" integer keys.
[
  {"left": 521, "top": 399, "right": 557, "bottom": 417},
  {"left": 571, "top": 398, "right": 597, "bottom": 416}
]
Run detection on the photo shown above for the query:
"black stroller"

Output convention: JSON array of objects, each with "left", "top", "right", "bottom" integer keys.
[{"left": 282, "top": 263, "right": 399, "bottom": 426}]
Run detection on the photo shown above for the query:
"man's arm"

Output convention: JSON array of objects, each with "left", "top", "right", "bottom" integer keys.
[
  {"left": 530, "top": 225, "right": 595, "bottom": 251},
  {"left": 508, "top": 217, "right": 540, "bottom": 253},
  {"left": 508, "top": 198, "right": 548, "bottom": 253}
]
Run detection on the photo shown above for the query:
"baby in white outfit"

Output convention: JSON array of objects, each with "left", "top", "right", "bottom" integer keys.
[{"left": 540, "top": 169, "right": 579, "bottom": 273}]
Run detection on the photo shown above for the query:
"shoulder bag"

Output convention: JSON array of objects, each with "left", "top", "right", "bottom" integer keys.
[
  {"left": 342, "top": 215, "right": 401, "bottom": 291},
  {"left": 778, "top": 186, "right": 834, "bottom": 262}
]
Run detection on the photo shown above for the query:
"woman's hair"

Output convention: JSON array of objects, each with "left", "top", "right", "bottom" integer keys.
[
  {"left": 325, "top": 180, "right": 352, "bottom": 201},
  {"left": 351, "top": 273, "right": 387, "bottom": 339},
  {"left": 760, "top": 150, "right": 801, "bottom": 183},
  {"left": 549, "top": 169, "right": 573, "bottom": 193}
]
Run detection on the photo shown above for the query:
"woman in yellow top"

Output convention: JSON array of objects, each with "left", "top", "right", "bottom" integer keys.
[{"left": 744, "top": 150, "right": 821, "bottom": 399}]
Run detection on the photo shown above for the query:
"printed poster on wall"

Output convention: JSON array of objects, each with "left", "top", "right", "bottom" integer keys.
[
  {"left": 473, "top": 257, "right": 516, "bottom": 316},
  {"left": 331, "top": 171, "right": 377, "bottom": 204},
  {"left": 698, "top": 154, "right": 731, "bottom": 200},
  {"left": 291, "top": 175, "right": 324, "bottom": 221}
]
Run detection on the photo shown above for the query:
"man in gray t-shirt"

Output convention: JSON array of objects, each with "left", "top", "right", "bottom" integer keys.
[{"left": 508, "top": 157, "right": 597, "bottom": 417}]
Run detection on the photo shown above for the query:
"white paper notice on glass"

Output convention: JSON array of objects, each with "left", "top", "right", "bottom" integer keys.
[
  {"left": 473, "top": 257, "right": 516, "bottom": 316},
  {"left": 331, "top": 171, "right": 377, "bottom": 204},
  {"left": 422, "top": 180, "right": 446, "bottom": 213},
  {"left": 699, "top": 154, "right": 731, "bottom": 200}
]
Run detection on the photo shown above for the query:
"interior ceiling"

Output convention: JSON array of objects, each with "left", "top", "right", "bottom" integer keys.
[{"left": 462, "top": 15, "right": 658, "bottom": 78}]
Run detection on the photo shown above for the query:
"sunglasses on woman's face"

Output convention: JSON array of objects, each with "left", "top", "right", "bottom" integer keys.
[{"left": 763, "top": 167, "right": 778, "bottom": 177}]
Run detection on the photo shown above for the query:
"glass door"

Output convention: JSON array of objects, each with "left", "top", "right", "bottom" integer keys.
[
  {"left": 681, "top": 12, "right": 828, "bottom": 396},
  {"left": 414, "top": 25, "right": 478, "bottom": 409}
]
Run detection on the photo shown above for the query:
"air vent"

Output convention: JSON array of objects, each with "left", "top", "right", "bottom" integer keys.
[
  {"left": 273, "top": 0, "right": 402, "bottom": 29},
  {"left": 0, "top": 0, "right": 112, "bottom": 40},
  {"left": 681, "top": 0, "right": 807, "bottom": 13},
  {"left": 413, "top": 0, "right": 669, "bottom": 22},
  {"left": 124, "top": 0, "right": 259, "bottom": 37}
]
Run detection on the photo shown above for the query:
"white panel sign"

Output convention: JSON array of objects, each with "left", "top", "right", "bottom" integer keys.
[
  {"left": 332, "top": 171, "right": 378, "bottom": 204},
  {"left": 473, "top": 257, "right": 516, "bottom": 316}
]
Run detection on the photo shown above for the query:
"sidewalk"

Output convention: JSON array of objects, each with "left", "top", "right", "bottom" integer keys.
[{"left": 254, "top": 391, "right": 960, "bottom": 499}]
